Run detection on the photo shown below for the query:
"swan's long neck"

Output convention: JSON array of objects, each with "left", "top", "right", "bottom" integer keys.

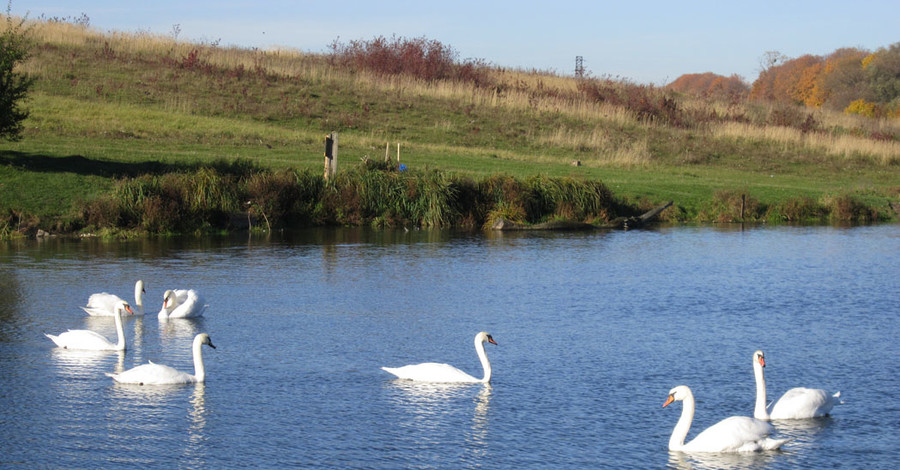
[
  {"left": 134, "top": 282, "right": 144, "bottom": 314},
  {"left": 753, "top": 359, "right": 770, "bottom": 420},
  {"left": 669, "top": 391, "right": 694, "bottom": 451},
  {"left": 192, "top": 337, "right": 206, "bottom": 383},
  {"left": 113, "top": 308, "right": 127, "bottom": 350},
  {"left": 475, "top": 337, "right": 491, "bottom": 383}
]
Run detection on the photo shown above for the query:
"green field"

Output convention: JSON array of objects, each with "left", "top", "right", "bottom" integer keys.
[{"left": 1, "top": 20, "right": 898, "bottom": 237}]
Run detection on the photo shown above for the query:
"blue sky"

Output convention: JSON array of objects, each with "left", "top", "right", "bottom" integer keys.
[{"left": 14, "top": 1, "right": 899, "bottom": 84}]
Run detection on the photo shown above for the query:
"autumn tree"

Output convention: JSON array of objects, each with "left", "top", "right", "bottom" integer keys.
[
  {"left": 864, "top": 42, "right": 900, "bottom": 106},
  {"left": 820, "top": 48, "right": 870, "bottom": 111},
  {"left": 668, "top": 72, "right": 748, "bottom": 100}
]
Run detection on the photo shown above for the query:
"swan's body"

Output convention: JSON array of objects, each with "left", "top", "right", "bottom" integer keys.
[
  {"left": 83, "top": 280, "right": 145, "bottom": 316},
  {"left": 382, "top": 332, "right": 497, "bottom": 383},
  {"left": 664, "top": 385, "right": 790, "bottom": 453},
  {"left": 47, "top": 301, "right": 133, "bottom": 350},
  {"left": 752, "top": 350, "right": 842, "bottom": 420},
  {"left": 107, "top": 333, "right": 215, "bottom": 385},
  {"left": 158, "top": 289, "right": 208, "bottom": 320}
]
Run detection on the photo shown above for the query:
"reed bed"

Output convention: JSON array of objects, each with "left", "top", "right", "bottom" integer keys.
[{"left": 68, "top": 163, "right": 631, "bottom": 235}]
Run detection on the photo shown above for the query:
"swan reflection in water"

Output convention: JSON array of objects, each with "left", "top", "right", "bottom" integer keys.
[
  {"left": 769, "top": 416, "right": 834, "bottom": 451},
  {"left": 184, "top": 383, "right": 209, "bottom": 467},
  {"left": 158, "top": 316, "right": 205, "bottom": 343},
  {"left": 467, "top": 385, "right": 493, "bottom": 457},
  {"left": 50, "top": 347, "right": 126, "bottom": 378},
  {"left": 386, "top": 381, "right": 493, "bottom": 460},
  {"left": 107, "top": 380, "right": 209, "bottom": 466},
  {"left": 667, "top": 449, "right": 781, "bottom": 470}
]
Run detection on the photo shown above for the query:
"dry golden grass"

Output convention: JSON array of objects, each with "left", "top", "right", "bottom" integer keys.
[
  {"left": 712, "top": 121, "right": 900, "bottom": 165},
  {"left": 534, "top": 128, "right": 651, "bottom": 167}
]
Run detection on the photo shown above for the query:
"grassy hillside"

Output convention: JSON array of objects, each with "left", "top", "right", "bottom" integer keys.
[{"left": 2, "top": 19, "right": 899, "bottom": 236}]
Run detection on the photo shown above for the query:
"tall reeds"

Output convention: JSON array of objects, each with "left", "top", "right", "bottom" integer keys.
[{"left": 74, "top": 162, "right": 629, "bottom": 235}]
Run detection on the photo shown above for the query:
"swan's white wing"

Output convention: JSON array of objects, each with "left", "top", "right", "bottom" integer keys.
[
  {"left": 108, "top": 363, "right": 195, "bottom": 385},
  {"left": 82, "top": 293, "right": 126, "bottom": 316},
  {"left": 382, "top": 362, "right": 479, "bottom": 383},
  {"left": 46, "top": 330, "right": 116, "bottom": 350},
  {"left": 770, "top": 387, "right": 840, "bottom": 419},
  {"left": 683, "top": 416, "right": 786, "bottom": 453}
]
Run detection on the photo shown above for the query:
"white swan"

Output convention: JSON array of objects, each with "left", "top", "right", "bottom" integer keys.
[
  {"left": 752, "top": 350, "right": 842, "bottom": 420},
  {"left": 381, "top": 332, "right": 497, "bottom": 383},
  {"left": 47, "top": 301, "right": 133, "bottom": 351},
  {"left": 82, "top": 280, "right": 145, "bottom": 316},
  {"left": 158, "top": 289, "right": 208, "bottom": 320},
  {"left": 664, "top": 385, "right": 790, "bottom": 453},
  {"left": 107, "top": 333, "right": 216, "bottom": 385}
]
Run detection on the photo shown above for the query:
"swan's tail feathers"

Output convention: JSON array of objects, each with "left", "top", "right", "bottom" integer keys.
[
  {"left": 45, "top": 333, "right": 62, "bottom": 347},
  {"left": 763, "top": 437, "right": 792, "bottom": 451}
]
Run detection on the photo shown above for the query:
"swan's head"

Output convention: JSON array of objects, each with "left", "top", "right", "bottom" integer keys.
[
  {"left": 477, "top": 331, "right": 497, "bottom": 345},
  {"left": 197, "top": 333, "right": 216, "bottom": 349},
  {"left": 115, "top": 301, "right": 135, "bottom": 315},
  {"left": 136, "top": 280, "right": 145, "bottom": 294},
  {"left": 754, "top": 350, "right": 766, "bottom": 368},
  {"left": 162, "top": 290, "right": 175, "bottom": 309},
  {"left": 663, "top": 385, "right": 692, "bottom": 407}
]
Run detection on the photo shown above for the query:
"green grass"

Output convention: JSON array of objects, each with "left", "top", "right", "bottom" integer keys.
[{"left": 1, "top": 19, "right": 898, "bottom": 237}]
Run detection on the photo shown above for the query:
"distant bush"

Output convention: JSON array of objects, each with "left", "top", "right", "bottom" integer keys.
[
  {"left": 667, "top": 72, "right": 749, "bottom": 101},
  {"left": 577, "top": 78, "right": 684, "bottom": 126},
  {"left": 328, "top": 35, "right": 492, "bottom": 86}
]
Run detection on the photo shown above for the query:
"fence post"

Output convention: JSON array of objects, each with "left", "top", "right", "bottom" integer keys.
[{"left": 324, "top": 132, "right": 338, "bottom": 180}]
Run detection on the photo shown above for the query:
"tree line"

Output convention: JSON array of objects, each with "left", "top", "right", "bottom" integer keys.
[{"left": 669, "top": 43, "right": 900, "bottom": 118}]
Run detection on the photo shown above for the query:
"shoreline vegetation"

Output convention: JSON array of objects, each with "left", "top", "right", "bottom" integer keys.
[{"left": 2, "top": 17, "right": 899, "bottom": 239}]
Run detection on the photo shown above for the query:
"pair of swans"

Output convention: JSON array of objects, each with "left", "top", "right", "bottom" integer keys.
[
  {"left": 107, "top": 333, "right": 216, "bottom": 385},
  {"left": 664, "top": 349, "right": 842, "bottom": 453},
  {"left": 382, "top": 331, "right": 497, "bottom": 383},
  {"left": 80, "top": 280, "right": 206, "bottom": 320},
  {"left": 752, "top": 350, "right": 842, "bottom": 420},
  {"left": 664, "top": 385, "right": 790, "bottom": 453},
  {"left": 47, "top": 301, "right": 134, "bottom": 351}
]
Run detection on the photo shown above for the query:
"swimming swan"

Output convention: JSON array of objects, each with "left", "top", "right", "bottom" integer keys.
[
  {"left": 382, "top": 332, "right": 497, "bottom": 383},
  {"left": 752, "top": 350, "right": 842, "bottom": 420},
  {"left": 664, "top": 385, "right": 790, "bottom": 453},
  {"left": 107, "top": 333, "right": 216, "bottom": 385},
  {"left": 47, "top": 301, "right": 133, "bottom": 350},
  {"left": 82, "top": 280, "right": 145, "bottom": 316},
  {"left": 158, "top": 289, "right": 208, "bottom": 320}
]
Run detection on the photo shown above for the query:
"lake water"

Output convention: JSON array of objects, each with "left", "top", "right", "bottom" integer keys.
[{"left": 1, "top": 225, "right": 898, "bottom": 468}]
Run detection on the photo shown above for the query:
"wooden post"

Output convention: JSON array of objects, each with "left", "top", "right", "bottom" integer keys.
[
  {"left": 384, "top": 142, "right": 390, "bottom": 162},
  {"left": 396, "top": 143, "right": 400, "bottom": 163},
  {"left": 324, "top": 132, "right": 338, "bottom": 180}
]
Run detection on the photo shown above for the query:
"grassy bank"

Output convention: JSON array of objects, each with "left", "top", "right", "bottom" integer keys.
[{"left": 1, "top": 19, "right": 899, "bottom": 237}]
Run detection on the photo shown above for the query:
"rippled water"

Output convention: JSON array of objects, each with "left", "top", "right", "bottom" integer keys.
[{"left": 1, "top": 225, "right": 898, "bottom": 468}]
